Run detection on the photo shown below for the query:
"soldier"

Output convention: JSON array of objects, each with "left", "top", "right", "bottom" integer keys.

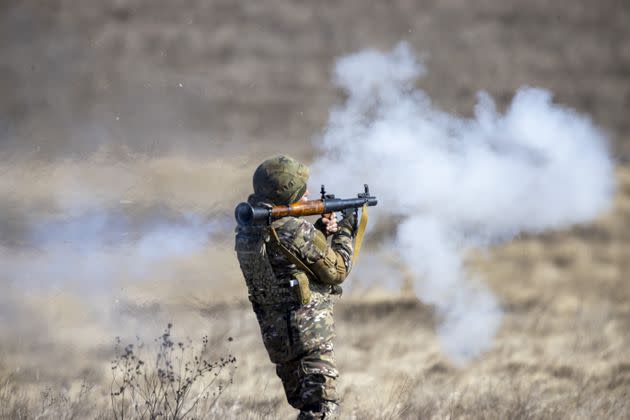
[{"left": 235, "top": 155, "right": 355, "bottom": 419}]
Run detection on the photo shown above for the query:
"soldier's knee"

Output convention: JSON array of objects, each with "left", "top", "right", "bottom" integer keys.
[
  {"left": 300, "top": 349, "right": 338, "bottom": 378},
  {"left": 298, "top": 372, "right": 338, "bottom": 403},
  {"left": 297, "top": 350, "right": 339, "bottom": 403},
  {"left": 276, "top": 361, "right": 303, "bottom": 409}
]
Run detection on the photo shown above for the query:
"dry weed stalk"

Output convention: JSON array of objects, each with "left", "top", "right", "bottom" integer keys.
[
  {"left": 0, "top": 377, "right": 30, "bottom": 420},
  {"left": 0, "top": 376, "right": 98, "bottom": 420},
  {"left": 110, "top": 323, "right": 236, "bottom": 419}
]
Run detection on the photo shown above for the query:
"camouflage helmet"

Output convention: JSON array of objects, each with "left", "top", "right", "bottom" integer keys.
[{"left": 252, "top": 155, "right": 310, "bottom": 205}]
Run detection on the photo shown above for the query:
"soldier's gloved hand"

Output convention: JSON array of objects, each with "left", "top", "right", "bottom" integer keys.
[
  {"left": 337, "top": 210, "right": 357, "bottom": 237},
  {"left": 313, "top": 217, "right": 327, "bottom": 235},
  {"left": 315, "top": 212, "right": 339, "bottom": 237}
]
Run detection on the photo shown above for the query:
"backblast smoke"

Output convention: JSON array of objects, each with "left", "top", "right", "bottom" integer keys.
[
  {"left": 310, "top": 42, "right": 615, "bottom": 363},
  {"left": 0, "top": 42, "right": 616, "bottom": 365}
]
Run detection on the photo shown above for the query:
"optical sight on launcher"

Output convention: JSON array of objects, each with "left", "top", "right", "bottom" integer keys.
[{"left": 235, "top": 184, "right": 378, "bottom": 227}]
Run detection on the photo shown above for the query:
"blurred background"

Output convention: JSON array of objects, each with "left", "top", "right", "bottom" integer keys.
[
  {"left": 2, "top": 0, "right": 629, "bottom": 160},
  {"left": 1, "top": 0, "right": 629, "bottom": 418}
]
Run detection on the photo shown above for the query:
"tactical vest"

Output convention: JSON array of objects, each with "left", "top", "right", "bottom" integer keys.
[{"left": 235, "top": 225, "right": 299, "bottom": 305}]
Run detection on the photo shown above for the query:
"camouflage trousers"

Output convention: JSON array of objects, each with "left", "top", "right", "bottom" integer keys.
[{"left": 252, "top": 294, "right": 339, "bottom": 419}]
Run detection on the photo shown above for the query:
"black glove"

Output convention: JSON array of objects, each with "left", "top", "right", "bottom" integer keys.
[
  {"left": 313, "top": 217, "right": 328, "bottom": 236},
  {"left": 337, "top": 209, "right": 357, "bottom": 237}
]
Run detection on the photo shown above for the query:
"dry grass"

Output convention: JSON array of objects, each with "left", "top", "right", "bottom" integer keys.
[{"left": 0, "top": 163, "right": 628, "bottom": 419}]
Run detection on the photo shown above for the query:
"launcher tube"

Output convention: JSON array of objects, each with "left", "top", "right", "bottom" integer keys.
[{"left": 235, "top": 196, "right": 377, "bottom": 226}]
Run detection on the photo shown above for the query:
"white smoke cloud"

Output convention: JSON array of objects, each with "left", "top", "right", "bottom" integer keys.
[
  {"left": 0, "top": 157, "right": 244, "bottom": 293},
  {"left": 311, "top": 42, "right": 615, "bottom": 363}
]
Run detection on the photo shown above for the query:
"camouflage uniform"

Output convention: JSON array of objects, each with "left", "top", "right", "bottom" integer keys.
[{"left": 235, "top": 156, "right": 354, "bottom": 419}]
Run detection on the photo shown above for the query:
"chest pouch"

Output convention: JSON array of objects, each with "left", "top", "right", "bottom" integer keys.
[
  {"left": 268, "top": 227, "right": 314, "bottom": 306},
  {"left": 292, "top": 271, "right": 312, "bottom": 306}
]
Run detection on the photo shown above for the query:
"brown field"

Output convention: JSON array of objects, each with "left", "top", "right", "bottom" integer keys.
[
  {"left": 0, "top": 160, "right": 628, "bottom": 419},
  {"left": 1, "top": 0, "right": 629, "bottom": 419}
]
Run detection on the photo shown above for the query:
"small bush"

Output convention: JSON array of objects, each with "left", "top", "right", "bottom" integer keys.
[{"left": 110, "top": 323, "right": 236, "bottom": 420}]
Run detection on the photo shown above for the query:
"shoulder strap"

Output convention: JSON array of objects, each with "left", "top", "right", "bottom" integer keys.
[
  {"left": 268, "top": 226, "right": 318, "bottom": 282},
  {"left": 352, "top": 204, "right": 369, "bottom": 264}
]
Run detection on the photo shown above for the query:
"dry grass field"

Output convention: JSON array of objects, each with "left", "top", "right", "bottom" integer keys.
[
  {"left": 1, "top": 0, "right": 629, "bottom": 419},
  {"left": 0, "top": 159, "right": 628, "bottom": 419}
]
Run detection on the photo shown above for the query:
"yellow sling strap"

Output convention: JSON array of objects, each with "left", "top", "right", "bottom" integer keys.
[
  {"left": 352, "top": 204, "right": 369, "bottom": 265},
  {"left": 268, "top": 226, "right": 315, "bottom": 305}
]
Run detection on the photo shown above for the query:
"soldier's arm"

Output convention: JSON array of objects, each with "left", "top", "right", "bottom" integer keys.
[{"left": 288, "top": 218, "right": 354, "bottom": 286}]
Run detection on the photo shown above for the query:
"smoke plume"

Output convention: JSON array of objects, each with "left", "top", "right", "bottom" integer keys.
[
  {"left": 0, "top": 157, "right": 244, "bottom": 306},
  {"left": 311, "top": 42, "right": 615, "bottom": 363}
]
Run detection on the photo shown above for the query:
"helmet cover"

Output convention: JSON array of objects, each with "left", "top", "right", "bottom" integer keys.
[{"left": 252, "top": 155, "right": 310, "bottom": 205}]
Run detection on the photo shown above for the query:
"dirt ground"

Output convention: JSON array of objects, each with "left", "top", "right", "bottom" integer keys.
[{"left": 1, "top": 1, "right": 629, "bottom": 419}]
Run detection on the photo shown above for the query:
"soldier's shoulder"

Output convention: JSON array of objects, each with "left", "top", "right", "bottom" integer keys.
[
  {"left": 271, "top": 216, "right": 312, "bottom": 234},
  {"left": 271, "top": 216, "right": 317, "bottom": 246}
]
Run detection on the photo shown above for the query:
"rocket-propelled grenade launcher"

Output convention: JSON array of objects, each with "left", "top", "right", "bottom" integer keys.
[{"left": 235, "top": 184, "right": 378, "bottom": 227}]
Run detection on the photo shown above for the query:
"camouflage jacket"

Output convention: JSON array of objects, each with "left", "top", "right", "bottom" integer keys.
[{"left": 235, "top": 216, "right": 354, "bottom": 305}]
